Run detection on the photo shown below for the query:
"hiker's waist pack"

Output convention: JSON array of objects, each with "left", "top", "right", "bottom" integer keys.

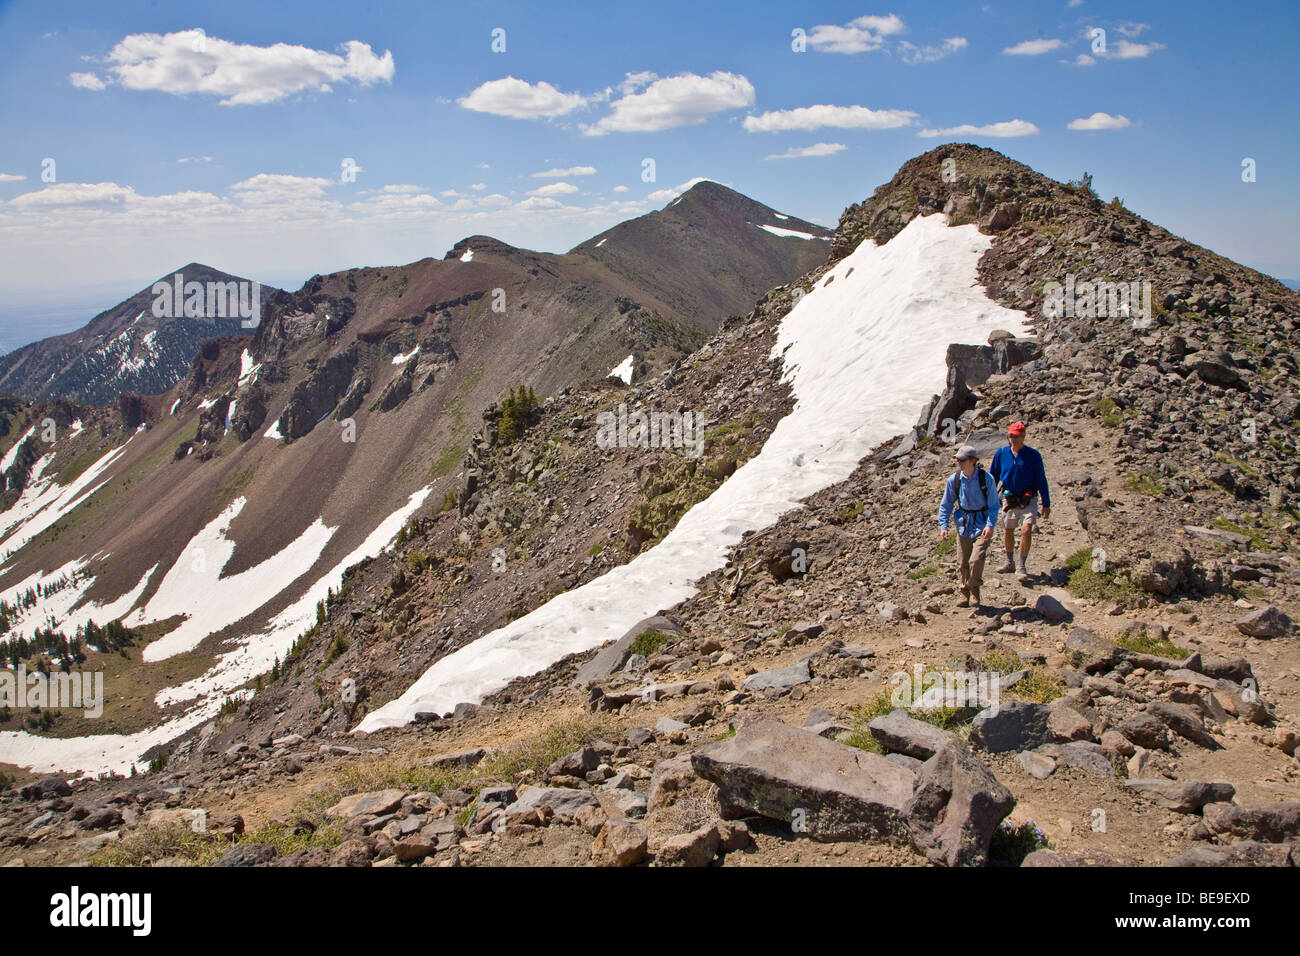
[{"left": 1002, "top": 489, "right": 1035, "bottom": 509}]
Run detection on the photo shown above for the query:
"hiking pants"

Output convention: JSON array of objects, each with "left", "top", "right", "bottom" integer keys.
[{"left": 958, "top": 533, "right": 990, "bottom": 593}]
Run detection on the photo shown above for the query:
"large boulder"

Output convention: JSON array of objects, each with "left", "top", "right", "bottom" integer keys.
[
  {"left": 1202, "top": 802, "right": 1300, "bottom": 843},
  {"left": 573, "top": 615, "right": 682, "bottom": 686},
  {"left": 1235, "top": 606, "right": 1292, "bottom": 639},
  {"left": 902, "top": 740, "right": 1015, "bottom": 867},
  {"left": 691, "top": 719, "right": 915, "bottom": 842}
]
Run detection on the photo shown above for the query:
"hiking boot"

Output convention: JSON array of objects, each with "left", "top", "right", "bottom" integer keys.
[
  {"left": 956, "top": 591, "right": 971, "bottom": 608},
  {"left": 970, "top": 588, "right": 981, "bottom": 607},
  {"left": 995, "top": 558, "right": 1016, "bottom": 574}
]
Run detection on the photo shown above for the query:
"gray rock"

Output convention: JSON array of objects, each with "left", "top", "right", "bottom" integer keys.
[
  {"left": 429, "top": 747, "right": 489, "bottom": 769},
  {"left": 502, "top": 787, "right": 600, "bottom": 822},
  {"left": 591, "top": 819, "right": 649, "bottom": 867},
  {"left": 1117, "top": 712, "right": 1172, "bottom": 750},
  {"left": 868, "top": 709, "right": 958, "bottom": 759},
  {"left": 655, "top": 717, "right": 690, "bottom": 735},
  {"left": 969, "top": 701, "right": 1053, "bottom": 753},
  {"left": 1148, "top": 701, "right": 1219, "bottom": 749},
  {"left": 214, "top": 843, "right": 277, "bottom": 867},
  {"left": 80, "top": 807, "right": 124, "bottom": 830},
  {"left": 546, "top": 746, "right": 601, "bottom": 779},
  {"left": 1034, "top": 594, "right": 1073, "bottom": 623},
  {"left": 574, "top": 615, "right": 682, "bottom": 685},
  {"left": 1163, "top": 842, "right": 1292, "bottom": 867},
  {"left": 654, "top": 823, "right": 720, "bottom": 867},
  {"left": 903, "top": 740, "right": 1015, "bottom": 867},
  {"left": 1037, "top": 742, "right": 1114, "bottom": 777},
  {"left": 691, "top": 719, "right": 915, "bottom": 842},
  {"left": 326, "top": 789, "right": 406, "bottom": 819},
  {"left": 1016, "top": 751, "right": 1057, "bottom": 779},
  {"left": 1202, "top": 801, "right": 1300, "bottom": 843},
  {"left": 741, "top": 660, "right": 811, "bottom": 692},
  {"left": 625, "top": 727, "right": 653, "bottom": 748},
  {"left": 1235, "top": 606, "right": 1291, "bottom": 638},
  {"left": 1064, "top": 627, "right": 1119, "bottom": 673},
  {"left": 1123, "top": 779, "right": 1236, "bottom": 813}
]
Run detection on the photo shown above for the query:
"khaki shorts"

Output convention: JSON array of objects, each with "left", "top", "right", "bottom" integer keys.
[{"left": 1002, "top": 498, "right": 1039, "bottom": 529}]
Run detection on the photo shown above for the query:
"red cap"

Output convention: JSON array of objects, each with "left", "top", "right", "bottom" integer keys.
[{"left": 1008, "top": 421, "right": 1026, "bottom": 435}]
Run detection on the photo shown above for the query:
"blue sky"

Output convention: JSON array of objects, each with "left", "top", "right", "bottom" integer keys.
[{"left": 1, "top": 0, "right": 1297, "bottom": 348}]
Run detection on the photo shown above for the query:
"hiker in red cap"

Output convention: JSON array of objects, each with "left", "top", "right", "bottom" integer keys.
[{"left": 989, "top": 421, "right": 1051, "bottom": 582}]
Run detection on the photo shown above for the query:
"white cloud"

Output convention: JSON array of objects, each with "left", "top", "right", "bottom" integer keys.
[
  {"left": 898, "top": 37, "right": 967, "bottom": 64},
  {"left": 743, "top": 104, "right": 916, "bottom": 133},
  {"left": 69, "top": 71, "right": 106, "bottom": 90},
  {"left": 1108, "top": 39, "right": 1164, "bottom": 58},
  {"left": 528, "top": 181, "right": 579, "bottom": 197},
  {"left": 807, "top": 14, "right": 906, "bottom": 54},
  {"left": 8, "top": 182, "right": 135, "bottom": 208},
  {"left": 81, "top": 31, "right": 393, "bottom": 106},
  {"left": 477, "top": 193, "right": 511, "bottom": 208},
  {"left": 583, "top": 71, "right": 753, "bottom": 135},
  {"left": 0, "top": 173, "right": 27, "bottom": 182},
  {"left": 1073, "top": 53, "right": 1096, "bottom": 66},
  {"left": 764, "top": 142, "right": 846, "bottom": 160},
  {"left": 476, "top": 162, "right": 491, "bottom": 169},
  {"left": 532, "top": 165, "right": 597, "bottom": 178},
  {"left": 1068, "top": 0, "right": 1085, "bottom": 7},
  {"left": 645, "top": 176, "right": 713, "bottom": 203},
  {"left": 612, "top": 185, "right": 629, "bottom": 193},
  {"left": 348, "top": 190, "right": 441, "bottom": 218},
  {"left": 1115, "top": 22, "right": 1150, "bottom": 38},
  {"left": 514, "top": 196, "right": 569, "bottom": 211},
  {"left": 918, "top": 119, "right": 1039, "bottom": 138},
  {"left": 1003, "top": 38, "right": 1063, "bottom": 55},
  {"left": 177, "top": 155, "right": 213, "bottom": 164},
  {"left": 1067, "top": 112, "right": 1131, "bottom": 131},
  {"left": 616, "top": 71, "right": 658, "bottom": 95},
  {"left": 458, "top": 76, "right": 589, "bottom": 118},
  {"left": 470, "top": 182, "right": 486, "bottom": 190},
  {"left": 439, "top": 189, "right": 462, "bottom": 198},
  {"left": 231, "top": 173, "right": 333, "bottom": 202}
]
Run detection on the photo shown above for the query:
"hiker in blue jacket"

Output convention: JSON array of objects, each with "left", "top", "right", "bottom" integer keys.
[
  {"left": 989, "top": 421, "right": 1051, "bottom": 581},
  {"left": 938, "top": 444, "right": 999, "bottom": 608}
]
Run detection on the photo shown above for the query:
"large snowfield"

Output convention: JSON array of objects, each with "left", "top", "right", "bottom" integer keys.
[{"left": 357, "top": 215, "right": 1025, "bottom": 732}]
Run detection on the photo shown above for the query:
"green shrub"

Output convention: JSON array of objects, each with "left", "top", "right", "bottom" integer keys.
[{"left": 629, "top": 630, "right": 672, "bottom": 658}]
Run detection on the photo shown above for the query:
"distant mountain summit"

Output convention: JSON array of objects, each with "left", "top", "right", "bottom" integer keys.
[
  {"left": 0, "top": 264, "right": 281, "bottom": 405},
  {"left": 570, "top": 180, "right": 831, "bottom": 330}
]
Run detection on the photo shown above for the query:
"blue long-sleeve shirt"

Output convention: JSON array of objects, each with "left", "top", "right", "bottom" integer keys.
[
  {"left": 989, "top": 445, "right": 1051, "bottom": 509},
  {"left": 938, "top": 468, "right": 1000, "bottom": 537}
]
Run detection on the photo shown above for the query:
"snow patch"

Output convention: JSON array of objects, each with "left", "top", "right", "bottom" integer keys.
[
  {"left": 595, "top": 237, "right": 607, "bottom": 247},
  {"left": 1, "top": 426, "right": 36, "bottom": 475},
  {"left": 238, "top": 349, "right": 260, "bottom": 386},
  {"left": 357, "top": 214, "right": 1020, "bottom": 732},
  {"left": 0, "top": 441, "right": 129, "bottom": 564},
  {"left": 169, "top": 399, "right": 180, "bottom": 416},
  {"left": 773, "top": 212, "right": 789, "bottom": 220},
  {"left": 264, "top": 419, "right": 283, "bottom": 440},
  {"left": 459, "top": 248, "right": 474, "bottom": 262},
  {"left": 757, "top": 223, "right": 827, "bottom": 240},
  {"left": 609, "top": 354, "right": 634, "bottom": 385},
  {"left": 392, "top": 347, "right": 420, "bottom": 365},
  {"left": 127, "top": 497, "right": 335, "bottom": 662}
]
